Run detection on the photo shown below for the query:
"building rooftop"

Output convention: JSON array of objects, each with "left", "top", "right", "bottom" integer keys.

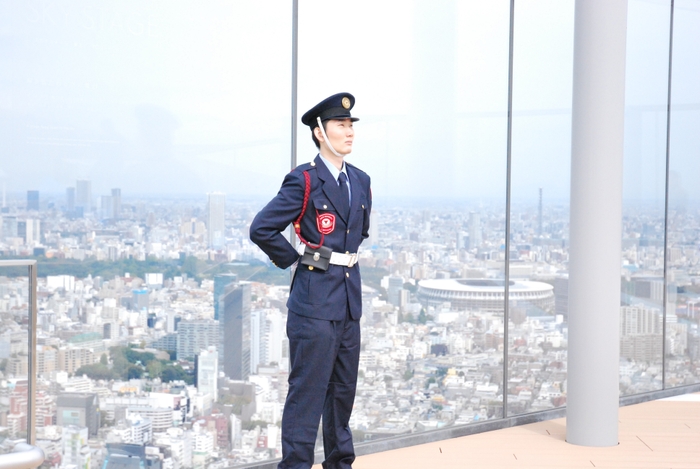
[{"left": 341, "top": 393, "right": 700, "bottom": 469}]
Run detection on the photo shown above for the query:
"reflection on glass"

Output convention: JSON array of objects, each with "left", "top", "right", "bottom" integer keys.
[
  {"left": 619, "top": 0, "right": 671, "bottom": 396},
  {"left": 507, "top": 0, "right": 574, "bottom": 415},
  {"left": 666, "top": 0, "right": 700, "bottom": 388}
]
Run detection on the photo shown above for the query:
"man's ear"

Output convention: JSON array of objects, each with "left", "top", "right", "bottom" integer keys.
[{"left": 313, "top": 126, "right": 324, "bottom": 143}]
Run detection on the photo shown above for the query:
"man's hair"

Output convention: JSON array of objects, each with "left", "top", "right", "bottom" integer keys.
[{"left": 311, "top": 120, "right": 328, "bottom": 149}]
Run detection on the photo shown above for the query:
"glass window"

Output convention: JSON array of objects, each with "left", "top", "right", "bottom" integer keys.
[
  {"left": 298, "top": 0, "right": 510, "bottom": 439},
  {"left": 508, "top": 0, "right": 574, "bottom": 415},
  {"left": 0, "top": 2, "right": 291, "bottom": 466},
  {"left": 619, "top": 0, "right": 672, "bottom": 396},
  {"left": 666, "top": 0, "right": 700, "bottom": 389}
]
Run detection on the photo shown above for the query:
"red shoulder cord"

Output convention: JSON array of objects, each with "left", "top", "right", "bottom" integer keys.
[{"left": 293, "top": 171, "right": 324, "bottom": 249}]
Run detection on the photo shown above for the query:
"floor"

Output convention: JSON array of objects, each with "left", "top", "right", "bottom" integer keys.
[{"left": 318, "top": 393, "right": 700, "bottom": 469}]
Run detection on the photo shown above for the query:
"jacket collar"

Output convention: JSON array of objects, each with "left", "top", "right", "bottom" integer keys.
[{"left": 315, "top": 154, "right": 349, "bottom": 224}]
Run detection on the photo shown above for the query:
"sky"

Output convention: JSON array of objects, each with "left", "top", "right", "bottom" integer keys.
[{"left": 0, "top": 0, "right": 698, "bottom": 204}]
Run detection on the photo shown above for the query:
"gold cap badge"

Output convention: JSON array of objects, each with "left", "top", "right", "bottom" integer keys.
[{"left": 341, "top": 97, "right": 351, "bottom": 109}]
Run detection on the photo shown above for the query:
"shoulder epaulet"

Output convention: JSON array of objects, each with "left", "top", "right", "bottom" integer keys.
[
  {"left": 293, "top": 161, "right": 317, "bottom": 173},
  {"left": 346, "top": 162, "right": 367, "bottom": 176}
]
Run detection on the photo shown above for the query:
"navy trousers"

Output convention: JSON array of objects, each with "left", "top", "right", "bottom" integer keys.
[{"left": 279, "top": 310, "right": 361, "bottom": 469}]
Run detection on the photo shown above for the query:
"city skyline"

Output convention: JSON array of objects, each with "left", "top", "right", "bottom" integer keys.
[{"left": 0, "top": 191, "right": 697, "bottom": 466}]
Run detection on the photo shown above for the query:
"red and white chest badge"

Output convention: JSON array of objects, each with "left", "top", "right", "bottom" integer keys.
[{"left": 317, "top": 213, "right": 336, "bottom": 234}]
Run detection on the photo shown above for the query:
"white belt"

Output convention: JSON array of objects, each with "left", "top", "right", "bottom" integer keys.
[
  {"left": 297, "top": 244, "right": 358, "bottom": 268},
  {"left": 330, "top": 252, "right": 359, "bottom": 268}
]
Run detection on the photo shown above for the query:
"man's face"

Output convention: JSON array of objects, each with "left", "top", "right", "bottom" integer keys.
[{"left": 319, "top": 118, "right": 354, "bottom": 155}]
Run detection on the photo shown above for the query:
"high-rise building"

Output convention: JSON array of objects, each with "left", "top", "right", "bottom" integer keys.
[
  {"left": 250, "top": 309, "right": 266, "bottom": 374},
  {"left": 221, "top": 281, "right": 251, "bottom": 380},
  {"left": 166, "top": 311, "right": 180, "bottom": 333},
  {"left": 554, "top": 276, "right": 569, "bottom": 319},
  {"left": 62, "top": 425, "right": 90, "bottom": 469},
  {"left": 132, "top": 289, "right": 149, "bottom": 312},
  {"left": 100, "top": 195, "right": 114, "bottom": 220},
  {"left": 538, "top": 187, "right": 543, "bottom": 236},
  {"left": 456, "top": 231, "right": 468, "bottom": 250},
  {"left": 206, "top": 192, "right": 226, "bottom": 249},
  {"left": 388, "top": 276, "right": 404, "bottom": 307},
  {"left": 177, "top": 320, "right": 219, "bottom": 361},
  {"left": 1, "top": 215, "right": 18, "bottom": 240},
  {"left": 195, "top": 346, "right": 219, "bottom": 403},
  {"left": 230, "top": 414, "right": 242, "bottom": 449},
  {"left": 151, "top": 333, "right": 177, "bottom": 353},
  {"left": 468, "top": 212, "right": 482, "bottom": 249},
  {"left": 56, "top": 393, "right": 100, "bottom": 437},
  {"left": 265, "top": 309, "right": 287, "bottom": 372},
  {"left": 213, "top": 273, "right": 237, "bottom": 321},
  {"left": 17, "top": 219, "right": 40, "bottom": 245},
  {"left": 111, "top": 188, "right": 122, "bottom": 218},
  {"left": 620, "top": 305, "right": 662, "bottom": 336},
  {"left": 180, "top": 218, "right": 206, "bottom": 238},
  {"left": 26, "top": 190, "right": 39, "bottom": 211},
  {"left": 76, "top": 180, "right": 92, "bottom": 211}
]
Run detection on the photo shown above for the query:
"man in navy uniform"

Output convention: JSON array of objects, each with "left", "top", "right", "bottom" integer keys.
[{"left": 250, "top": 92, "right": 371, "bottom": 469}]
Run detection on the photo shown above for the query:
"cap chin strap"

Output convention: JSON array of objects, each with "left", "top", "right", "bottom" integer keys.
[{"left": 317, "top": 117, "right": 343, "bottom": 158}]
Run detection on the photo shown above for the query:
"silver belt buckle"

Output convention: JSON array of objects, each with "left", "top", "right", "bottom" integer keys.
[{"left": 347, "top": 253, "right": 358, "bottom": 268}]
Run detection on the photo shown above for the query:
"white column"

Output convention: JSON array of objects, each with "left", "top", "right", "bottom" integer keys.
[{"left": 567, "top": 0, "right": 628, "bottom": 447}]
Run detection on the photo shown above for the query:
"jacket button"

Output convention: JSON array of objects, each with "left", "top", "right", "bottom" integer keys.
[
  {"left": 346, "top": 272, "right": 350, "bottom": 278},
  {"left": 323, "top": 205, "right": 328, "bottom": 209},
  {"left": 346, "top": 230, "right": 350, "bottom": 234},
  {"left": 308, "top": 266, "right": 314, "bottom": 271}
]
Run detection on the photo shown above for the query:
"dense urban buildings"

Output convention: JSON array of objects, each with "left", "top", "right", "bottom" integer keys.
[{"left": 0, "top": 189, "right": 698, "bottom": 467}]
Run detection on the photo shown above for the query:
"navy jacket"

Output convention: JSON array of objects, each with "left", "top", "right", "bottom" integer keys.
[{"left": 250, "top": 154, "right": 372, "bottom": 321}]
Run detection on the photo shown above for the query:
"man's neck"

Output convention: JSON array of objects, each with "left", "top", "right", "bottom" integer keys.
[{"left": 319, "top": 146, "right": 345, "bottom": 171}]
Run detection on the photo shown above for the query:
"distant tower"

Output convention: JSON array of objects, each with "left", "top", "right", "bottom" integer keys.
[
  {"left": 206, "top": 192, "right": 226, "bottom": 249},
  {"left": 177, "top": 320, "right": 219, "bottom": 361},
  {"left": 213, "top": 273, "right": 237, "bottom": 321},
  {"left": 538, "top": 188, "right": 543, "bottom": 236},
  {"left": 17, "top": 219, "right": 40, "bottom": 245},
  {"left": 250, "top": 309, "right": 266, "bottom": 374},
  {"left": 468, "top": 212, "right": 482, "bottom": 249},
  {"left": 26, "top": 190, "right": 39, "bottom": 211},
  {"left": 456, "top": 231, "right": 468, "bottom": 250},
  {"left": 388, "top": 276, "right": 404, "bottom": 307},
  {"left": 76, "top": 180, "right": 92, "bottom": 211},
  {"left": 221, "top": 281, "right": 251, "bottom": 380},
  {"left": 111, "top": 188, "right": 122, "bottom": 219},
  {"left": 1, "top": 216, "right": 18, "bottom": 239},
  {"left": 265, "top": 310, "right": 286, "bottom": 371},
  {"left": 100, "top": 195, "right": 114, "bottom": 220}
]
